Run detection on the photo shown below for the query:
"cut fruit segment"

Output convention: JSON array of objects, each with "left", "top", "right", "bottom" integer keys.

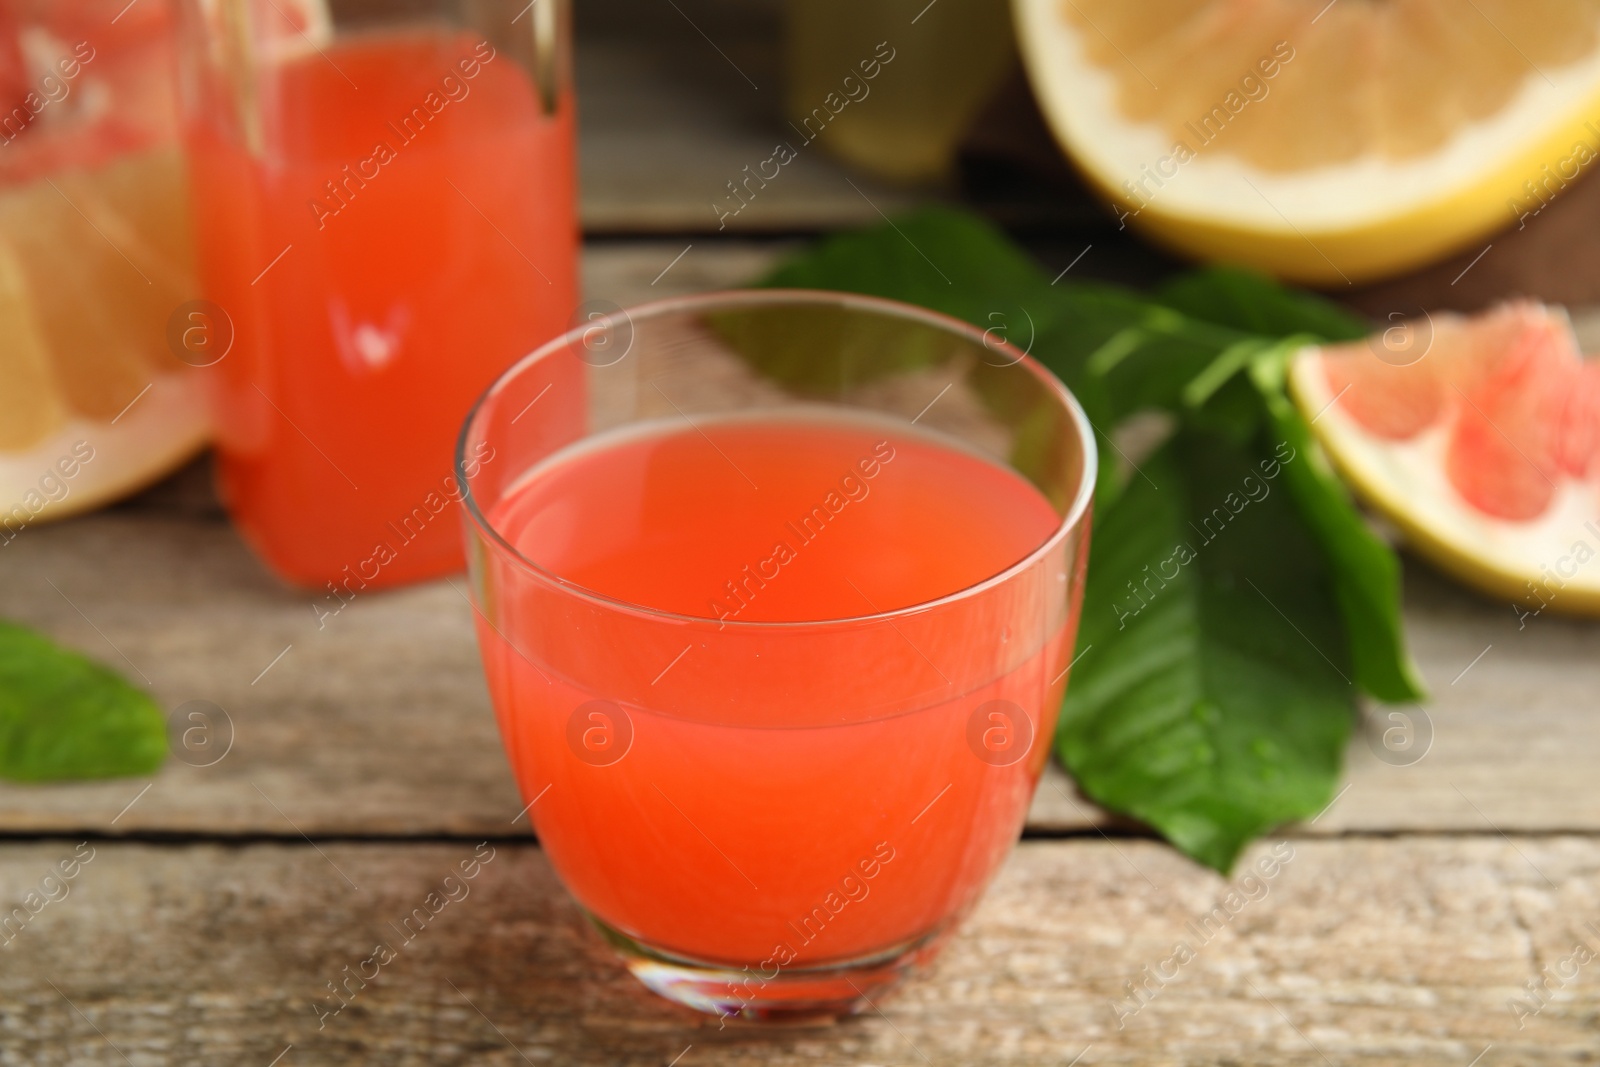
[
  {"left": 0, "top": 2, "right": 209, "bottom": 524},
  {"left": 1, "top": 0, "right": 336, "bottom": 526},
  {"left": 1556, "top": 361, "right": 1600, "bottom": 476},
  {"left": 1013, "top": 0, "right": 1600, "bottom": 283},
  {"left": 0, "top": 146, "right": 210, "bottom": 526},
  {"left": 1290, "top": 300, "right": 1600, "bottom": 614},
  {"left": 0, "top": 150, "right": 197, "bottom": 418},
  {"left": 1321, "top": 329, "right": 1447, "bottom": 440}
]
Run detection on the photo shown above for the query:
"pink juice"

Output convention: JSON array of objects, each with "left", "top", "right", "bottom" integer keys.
[
  {"left": 476, "top": 412, "right": 1080, "bottom": 968},
  {"left": 187, "top": 27, "right": 578, "bottom": 588}
]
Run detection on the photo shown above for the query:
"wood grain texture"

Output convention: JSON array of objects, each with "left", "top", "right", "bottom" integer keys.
[{"left": 2, "top": 836, "right": 1595, "bottom": 1065}]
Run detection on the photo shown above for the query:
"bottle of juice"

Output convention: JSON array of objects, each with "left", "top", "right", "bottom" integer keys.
[{"left": 174, "top": 0, "right": 578, "bottom": 590}]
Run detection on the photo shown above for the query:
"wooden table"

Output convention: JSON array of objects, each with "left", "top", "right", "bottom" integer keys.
[{"left": 6, "top": 4, "right": 1599, "bottom": 1063}]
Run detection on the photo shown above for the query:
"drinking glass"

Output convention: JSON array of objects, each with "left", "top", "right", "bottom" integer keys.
[
  {"left": 458, "top": 290, "right": 1095, "bottom": 1019},
  {"left": 174, "top": 0, "right": 577, "bottom": 590}
]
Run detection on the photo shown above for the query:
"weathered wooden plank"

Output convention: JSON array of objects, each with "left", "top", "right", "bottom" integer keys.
[
  {"left": 2, "top": 836, "right": 1593, "bottom": 1065},
  {"left": 5, "top": 485, "right": 1595, "bottom": 838}
]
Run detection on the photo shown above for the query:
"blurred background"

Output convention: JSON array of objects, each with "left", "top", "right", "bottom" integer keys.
[
  {"left": 11, "top": 0, "right": 1600, "bottom": 527},
  {"left": 575, "top": 0, "right": 1163, "bottom": 278},
  {"left": 574, "top": 0, "right": 1600, "bottom": 311}
]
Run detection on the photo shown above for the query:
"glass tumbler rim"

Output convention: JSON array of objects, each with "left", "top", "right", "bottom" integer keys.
[{"left": 455, "top": 287, "right": 1098, "bottom": 630}]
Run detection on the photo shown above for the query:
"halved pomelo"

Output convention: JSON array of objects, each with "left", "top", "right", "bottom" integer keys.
[
  {"left": 0, "top": 0, "right": 329, "bottom": 527},
  {"left": 1013, "top": 0, "right": 1600, "bottom": 284},
  {"left": 1290, "top": 300, "right": 1600, "bottom": 614},
  {"left": 0, "top": 2, "right": 205, "bottom": 527},
  {"left": 0, "top": 148, "right": 210, "bottom": 526}
]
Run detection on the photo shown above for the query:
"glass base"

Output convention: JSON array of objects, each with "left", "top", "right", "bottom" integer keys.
[{"left": 588, "top": 913, "right": 946, "bottom": 1022}]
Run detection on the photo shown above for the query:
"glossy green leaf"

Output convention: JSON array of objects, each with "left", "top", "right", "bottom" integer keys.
[
  {"left": 1157, "top": 265, "right": 1369, "bottom": 342},
  {"left": 1250, "top": 350, "right": 1428, "bottom": 703},
  {"left": 0, "top": 622, "right": 166, "bottom": 782},
  {"left": 1059, "top": 430, "right": 1355, "bottom": 872},
  {"left": 747, "top": 207, "right": 1422, "bottom": 871},
  {"left": 757, "top": 204, "right": 1056, "bottom": 327}
]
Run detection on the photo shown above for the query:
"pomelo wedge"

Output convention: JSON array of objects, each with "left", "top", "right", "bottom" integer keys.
[
  {"left": 1013, "top": 0, "right": 1600, "bottom": 284},
  {"left": 0, "top": 0, "right": 329, "bottom": 530},
  {"left": 1290, "top": 300, "right": 1600, "bottom": 614},
  {"left": 0, "top": 3, "right": 207, "bottom": 530}
]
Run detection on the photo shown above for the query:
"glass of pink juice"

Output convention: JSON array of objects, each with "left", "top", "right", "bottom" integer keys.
[
  {"left": 458, "top": 291, "right": 1095, "bottom": 1019},
  {"left": 173, "top": 0, "right": 577, "bottom": 589}
]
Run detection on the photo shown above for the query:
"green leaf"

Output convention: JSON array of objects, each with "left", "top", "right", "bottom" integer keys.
[
  {"left": 1249, "top": 351, "right": 1428, "bottom": 704},
  {"left": 0, "top": 622, "right": 167, "bottom": 782},
  {"left": 750, "top": 210, "right": 1247, "bottom": 510},
  {"left": 757, "top": 204, "right": 1056, "bottom": 326},
  {"left": 1037, "top": 298, "right": 1249, "bottom": 415},
  {"left": 706, "top": 302, "right": 963, "bottom": 395},
  {"left": 1058, "top": 428, "right": 1355, "bottom": 872},
  {"left": 1157, "top": 266, "right": 1369, "bottom": 342},
  {"left": 745, "top": 207, "right": 1423, "bottom": 870},
  {"left": 735, "top": 206, "right": 1060, "bottom": 395}
]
